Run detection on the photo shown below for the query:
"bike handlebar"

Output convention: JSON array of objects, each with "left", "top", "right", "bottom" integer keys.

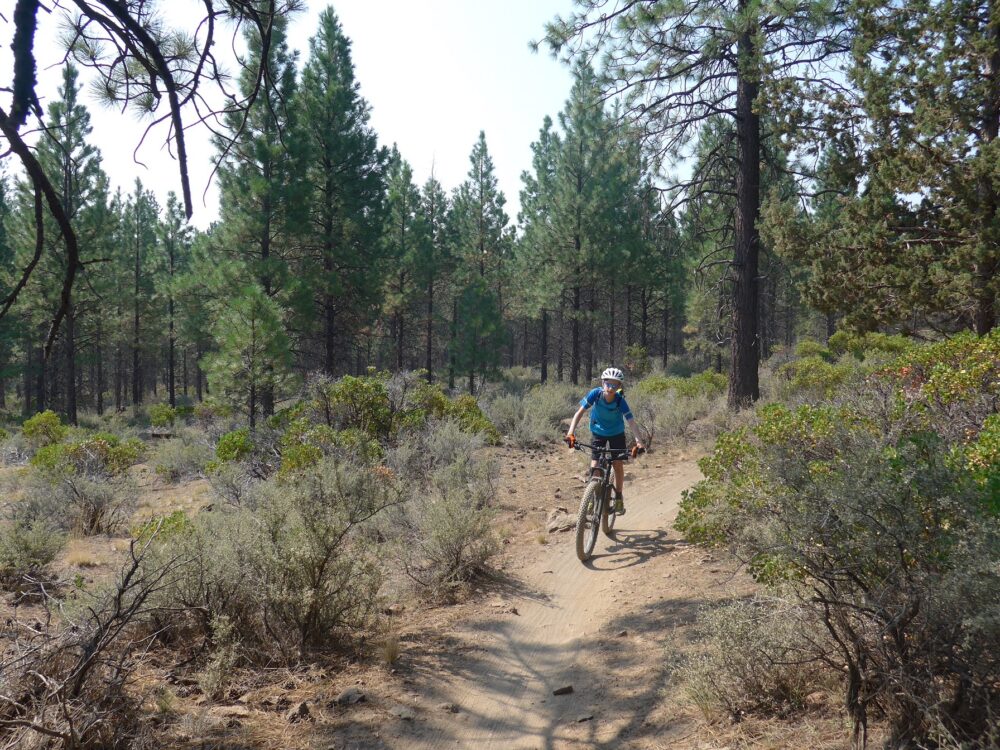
[{"left": 564, "top": 438, "right": 645, "bottom": 459}]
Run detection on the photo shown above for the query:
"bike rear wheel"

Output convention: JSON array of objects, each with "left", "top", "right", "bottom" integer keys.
[{"left": 575, "top": 480, "right": 603, "bottom": 561}]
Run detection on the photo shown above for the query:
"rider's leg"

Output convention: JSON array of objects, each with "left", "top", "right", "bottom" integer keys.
[
  {"left": 613, "top": 460, "right": 624, "bottom": 495},
  {"left": 590, "top": 458, "right": 600, "bottom": 479}
]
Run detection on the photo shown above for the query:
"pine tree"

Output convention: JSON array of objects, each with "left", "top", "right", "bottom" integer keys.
[
  {"left": 382, "top": 148, "right": 429, "bottom": 372},
  {"left": 25, "top": 64, "right": 106, "bottom": 423},
  {"left": 214, "top": 15, "right": 305, "bottom": 417},
  {"left": 298, "top": 7, "right": 388, "bottom": 373},
  {"left": 203, "top": 283, "right": 293, "bottom": 430},
  {"left": 158, "top": 193, "right": 192, "bottom": 408}
]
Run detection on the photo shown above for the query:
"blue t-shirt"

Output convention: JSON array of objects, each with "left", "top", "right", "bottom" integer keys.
[{"left": 580, "top": 388, "right": 633, "bottom": 437}]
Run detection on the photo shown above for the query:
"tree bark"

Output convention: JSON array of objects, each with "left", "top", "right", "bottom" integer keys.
[{"left": 728, "top": 11, "right": 762, "bottom": 408}]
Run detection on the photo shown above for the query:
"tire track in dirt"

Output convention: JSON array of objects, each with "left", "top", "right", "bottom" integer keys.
[{"left": 377, "top": 459, "right": 705, "bottom": 750}]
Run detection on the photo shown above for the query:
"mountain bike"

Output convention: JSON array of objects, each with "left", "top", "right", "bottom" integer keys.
[{"left": 567, "top": 440, "right": 643, "bottom": 562}]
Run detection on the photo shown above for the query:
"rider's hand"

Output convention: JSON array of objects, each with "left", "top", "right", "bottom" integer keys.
[
  {"left": 564, "top": 434, "right": 576, "bottom": 448},
  {"left": 631, "top": 443, "right": 645, "bottom": 458}
]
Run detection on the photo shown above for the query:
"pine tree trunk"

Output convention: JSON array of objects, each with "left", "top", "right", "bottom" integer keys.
[
  {"left": 65, "top": 303, "right": 77, "bottom": 425},
  {"left": 974, "top": 18, "right": 1000, "bottom": 335},
  {"left": 626, "top": 285, "right": 633, "bottom": 347},
  {"left": 585, "top": 286, "right": 594, "bottom": 382},
  {"left": 96, "top": 319, "right": 104, "bottom": 416},
  {"left": 662, "top": 302, "right": 669, "bottom": 371},
  {"left": 640, "top": 290, "right": 649, "bottom": 348},
  {"left": 23, "top": 341, "right": 33, "bottom": 416},
  {"left": 448, "top": 298, "right": 457, "bottom": 390},
  {"left": 133, "top": 225, "right": 142, "bottom": 415},
  {"left": 571, "top": 284, "right": 581, "bottom": 384},
  {"left": 196, "top": 344, "right": 203, "bottom": 402},
  {"left": 425, "top": 275, "right": 434, "bottom": 382},
  {"left": 609, "top": 283, "right": 616, "bottom": 364},
  {"left": 557, "top": 304, "right": 564, "bottom": 382},
  {"left": 183, "top": 348, "right": 188, "bottom": 398},
  {"left": 168, "top": 298, "right": 176, "bottom": 408},
  {"left": 35, "top": 348, "right": 45, "bottom": 413},
  {"left": 541, "top": 309, "right": 549, "bottom": 384},
  {"left": 115, "top": 345, "right": 123, "bottom": 412},
  {"left": 728, "top": 12, "right": 762, "bottom": 408}
]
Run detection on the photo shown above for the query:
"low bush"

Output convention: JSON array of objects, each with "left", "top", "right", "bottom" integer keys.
[
  {"left": 681, "top": 597, "right": 830, "bottom": 721},
  {"left": 387, "top": 451, "right": 499, "bottom": 592},
  {"left": 152, "top": 433, "right": 213, "bottom": 482},
  {"left": 481, "top": 381, "right": 577, "bottom": 447},
  {"left": 150, "top": 455, "right": 400, "bottom": 662},
  {"left": 0, "top": 430, "right": 28, "bottom": 466},
  {"left": 18, "top": 471, "right": 138, "bottom": 536},
  {"left": 0, "top": 520, "right": 66, "bottom": 585}
]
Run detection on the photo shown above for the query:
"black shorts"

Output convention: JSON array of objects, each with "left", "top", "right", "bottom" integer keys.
[{"left": 591, "top": 433, "right": 627, "bottom": 461}]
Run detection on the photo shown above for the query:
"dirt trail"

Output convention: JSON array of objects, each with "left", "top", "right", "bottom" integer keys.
[{"left": 363, "top": 460, "right": 706, "bottom": 750}]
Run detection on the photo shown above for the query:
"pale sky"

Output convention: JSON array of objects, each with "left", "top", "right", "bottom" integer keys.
[{"left": 5, "top": 1, "right": 578, "bottom": 229}]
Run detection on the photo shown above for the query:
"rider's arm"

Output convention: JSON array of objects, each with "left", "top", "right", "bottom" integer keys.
[
  {"left": 566, "top": 405, "right": 587, "bottom": 437},
  {"left": 626, "top": 414, "right": 645, "bottom": 448}
]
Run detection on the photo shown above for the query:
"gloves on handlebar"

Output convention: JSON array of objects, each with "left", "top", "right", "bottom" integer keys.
[{"left": 564, "top": 435, "right": 576, "bottom": 448}]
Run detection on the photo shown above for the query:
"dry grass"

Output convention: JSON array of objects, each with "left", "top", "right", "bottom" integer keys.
[{"left": 61, "top": 538, "right": 107, "bottom": 569}]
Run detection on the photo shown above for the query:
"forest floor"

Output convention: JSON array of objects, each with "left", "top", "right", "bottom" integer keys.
[{"left": 21, "top": 442, "right": 864, "bottom": 749}]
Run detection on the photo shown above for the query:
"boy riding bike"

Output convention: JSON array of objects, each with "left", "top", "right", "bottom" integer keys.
[{"left": 564, "top": 367, "right": 645, "bottom": 515}]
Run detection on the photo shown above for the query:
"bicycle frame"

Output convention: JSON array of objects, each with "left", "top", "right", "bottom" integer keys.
[{"left": 570, "top": 441, "right": 631, "bottom": 562}]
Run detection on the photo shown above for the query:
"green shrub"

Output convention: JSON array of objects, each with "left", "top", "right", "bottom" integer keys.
[
  {"left": 447, "top": 395, "right": 501, "bottom": 444},
  {"left": 148, "top": 403, "right": 177, "bottom": 428},
  {"left": 31, "top": 433, "right": 144, "bottom": 479},
  {"left": 624, "top": 344, "right": 651, "bottom": 379},
  {"left": 132, "top": 510, "right": 194, "bottom": 544},
  {"left": 636, "top": 370, "right": 727, "bottom": 399},
  {"left": 676, "top": 355, "right": 1000, "bottom": 745},
  {"left": 0, "top": 520, "right": 66, "bottom": 584},
  {"left": 22, "top": 410, "right": 67, "bottom": 449},
  {"left": 828, "top": 330, "right": 913, "bottom": 360},
  {"left": 793, "top": 339, "right": 833, "bottom": 362},
  {"left": 216, "top": 428, "right": 253, "bottom": 462},
  {"left": 774, "top": 356, "right": 857, "bottom": 400}
]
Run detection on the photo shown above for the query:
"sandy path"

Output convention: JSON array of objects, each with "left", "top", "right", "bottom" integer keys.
[{"left": 372, "top": 459, "right": 705, "bottom": 750}]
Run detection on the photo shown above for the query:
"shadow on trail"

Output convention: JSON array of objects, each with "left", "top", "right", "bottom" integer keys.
[
  {"left": 582, "top": 528, "right": 688, "bottom": 572},
  {"left": 310, "top": 598, "right": 708, "bottom": 750}
]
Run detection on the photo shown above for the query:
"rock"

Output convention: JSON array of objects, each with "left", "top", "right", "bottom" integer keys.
[
  {"left": 552, "top": 685, "right": 574, "bottom": 696},
  {"left": 615, "top": 630, "right": 628, "bottom": 638},
  {"left": 805, "top": 691, "right": 827, "bottom": 708},
  {"left": 546, "top": 508, "right": 575, "bottom": 533},
  {"left": 438, "top": 702, "right": 460, "bottom": 713},
  {"left": 390, "top": 704, "right": 416, "bottom": 721},
  {"left": 576, "top": 714, "right": 594, "bottom": 723},
  {"left": 335, "top": 687, "right": 366, "bottom": 706},
  {"left": 209, "top": 705, "right": 252, "bottom": 719},
  {"left": 285, "top": 701, "right": 310, "bottom": 723}
]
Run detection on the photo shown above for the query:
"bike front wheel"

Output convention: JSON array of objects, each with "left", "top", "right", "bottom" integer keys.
[
  {"left": 575, "top": 480, "right": 603, "bottom": 562},
  {"left": 601, "top": 485, "right": 616, "bottom": 537}
]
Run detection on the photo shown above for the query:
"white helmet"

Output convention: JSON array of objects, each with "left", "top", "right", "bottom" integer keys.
[{"left": 601, "top": 367, "right": 624, "bottom": 383}]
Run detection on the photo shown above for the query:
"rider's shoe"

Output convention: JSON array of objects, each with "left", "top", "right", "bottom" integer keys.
[{"left": 614, "top": 492, "right": 625, "bottom": 515}]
